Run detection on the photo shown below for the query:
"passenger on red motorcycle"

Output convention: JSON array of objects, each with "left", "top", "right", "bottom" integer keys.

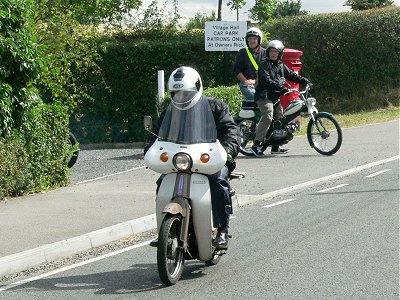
[
  {"left": 234, "top": 27, "right": 267, "bottom": 102},
  {"left": 145, "top": 66, "right": 239, "bottom": 249},
  {"left": 252, "top": 40, "right": 312, "bottom": 157}
]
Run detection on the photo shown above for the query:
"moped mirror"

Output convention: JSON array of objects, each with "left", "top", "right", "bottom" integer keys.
[{"left": 144, "top": 116, "right": 153, "bottom": 131}]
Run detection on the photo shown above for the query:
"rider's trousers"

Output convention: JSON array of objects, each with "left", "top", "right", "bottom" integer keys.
[{"left": 255, "top": 99, "right": 283, "bottom": 142}]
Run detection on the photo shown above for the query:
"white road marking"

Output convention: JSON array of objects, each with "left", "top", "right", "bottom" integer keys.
[
  {"left": 317, "top": 184, "right": 349, "bottom": 193},
  {"left": 0, "top": 240, "right": 151, "bottom": 292},
  {"left": 365, "top": 169, "right": 391, "bottom": 178},
  {"left": 75, "top": 166, "right": 145, "bottom": 185},
  {"left": 262, "top": 198, "right": 296, "bottom": 208}
]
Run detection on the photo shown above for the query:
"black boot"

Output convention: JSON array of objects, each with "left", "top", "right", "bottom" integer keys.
[
  {"left": 271, "top": 145, "right": 289, "bottom": 154},
  {"left": 213, "top": 227, "right": 229, "bottom": 250}
]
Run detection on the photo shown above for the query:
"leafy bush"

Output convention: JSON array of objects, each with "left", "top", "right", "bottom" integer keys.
[
  {"left": 0, "top": 102, "right": 70, "bottom": 199},
  {"left": 0, "top": 0, "right": 70, "bottom": 199},
  {"left": 204, "top": 85, "right": 243, "bottom": 116}
]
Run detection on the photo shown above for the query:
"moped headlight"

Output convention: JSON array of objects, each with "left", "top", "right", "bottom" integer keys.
[
  {"left": 173, "top": 153, "right": 192, "bottom": 171},
  {"left": 306, "top": 97, "right": 316, "bottom": 106}
]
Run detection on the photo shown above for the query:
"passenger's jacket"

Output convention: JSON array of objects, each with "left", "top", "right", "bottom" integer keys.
[
  {"left": 234, "top": 47, "right": 267, "bottom": 81},
  {"left": 255, "top": 58, "right": 309, "bottom": 102}
]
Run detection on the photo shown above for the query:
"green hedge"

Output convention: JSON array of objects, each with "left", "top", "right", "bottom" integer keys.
[
  {"left": 70, "top": 7, "right": 399, "bottom": 143},
  {"left": 263, "top": 6, "right": 400, "bottom": 111},
  {"left": 70, "top": 30, "right": 238, "bottom": 143}
]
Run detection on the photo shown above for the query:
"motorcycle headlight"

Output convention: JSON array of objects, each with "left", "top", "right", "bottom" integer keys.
[
  {"left": 306, "top": 97, "right": 316, "bottom": 106},
  {"left": 173, "top": 153, "right": 192, "bottom": 171}
]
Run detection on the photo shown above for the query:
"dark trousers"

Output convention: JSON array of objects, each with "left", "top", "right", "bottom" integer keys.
[{"left": 156, "top": 165, "right": 231, "bottom": 229}]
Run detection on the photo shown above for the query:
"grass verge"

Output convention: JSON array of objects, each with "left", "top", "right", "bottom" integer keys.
[{"left": 296, "top": 106, "right": 399, "bottom": 136}]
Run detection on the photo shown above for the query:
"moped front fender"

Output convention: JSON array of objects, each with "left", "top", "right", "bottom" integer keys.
[
  {"left": 156, "top": 173, "right": 214, "bottom": 261},
  {"left": 162, "top": 202, "right": 185, "bottom": 216}
]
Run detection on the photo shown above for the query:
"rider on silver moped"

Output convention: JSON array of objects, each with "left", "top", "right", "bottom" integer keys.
[{"left": 145, "top": 66, "right": 239, "bottom": 250}]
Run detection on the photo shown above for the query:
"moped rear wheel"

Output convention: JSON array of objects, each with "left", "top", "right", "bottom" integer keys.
[
  {"left": 237, "top": 119, "right": 256, "bottom": 156},
  {"left": 157, "top": 214, "right": 185, "bottom": 286},
  {"left": 307, "top": 114, "right": 342, "bottom": 155}
]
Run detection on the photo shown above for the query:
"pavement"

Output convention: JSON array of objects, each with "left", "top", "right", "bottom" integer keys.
[
  {"left": 0, "top": 120, "right": 398, "bottom": 278},
  {"left": 0, "top": 165, "right": 160, "bottom": 278}
]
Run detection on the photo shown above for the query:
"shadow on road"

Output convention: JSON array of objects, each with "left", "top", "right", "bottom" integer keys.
[{"left": 7, "top": 262, "right": 209, "bottom": 295}]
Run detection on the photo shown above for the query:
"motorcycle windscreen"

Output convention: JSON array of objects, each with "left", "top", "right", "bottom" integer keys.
[{"left": 158, "top": 96, "right": 217, "bottom": 144}]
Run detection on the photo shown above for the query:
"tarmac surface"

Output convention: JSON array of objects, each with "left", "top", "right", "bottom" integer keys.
[{"left": 0, "top": 120, "right": 398, "bottom": 278}]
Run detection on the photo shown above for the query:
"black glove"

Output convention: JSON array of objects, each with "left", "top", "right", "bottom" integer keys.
[
  {"left": 302, "top": 78, "right": 313, "bottom": 89},
  {"left": 280, "top": 87, "right": 289, "bottom": 95}
]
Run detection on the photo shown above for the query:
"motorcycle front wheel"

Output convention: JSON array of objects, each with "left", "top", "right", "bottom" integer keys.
[
  {"left": 237, "top": 119, "right": 256, "bottom": 156},
  {"left": 307, "top": 114, "right": 342, "bottom": 155},
  {"left": 157, "top": 214, "right": 185, "bottom": 286}
]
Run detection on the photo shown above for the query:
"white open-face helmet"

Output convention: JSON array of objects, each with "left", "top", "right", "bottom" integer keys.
[
  {"left": 266, "top": 40, "right": 285, "bottom": 60},
  {"left": 246, "top": 27, "right": 263, "bottom": 47},
  {"left": 168, "top": 66, "right": 203, "bottom": 110}
]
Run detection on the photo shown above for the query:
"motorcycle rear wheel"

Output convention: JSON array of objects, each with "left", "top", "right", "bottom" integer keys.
[
  {"left": 157, "top": 214, "right": 185, "bottom": 286},
  {"left": 307, "top": 114, "right": 342, "bottom": 155},
  {"left": 237, "top": 119, "right": 256, "bottom": 156}
]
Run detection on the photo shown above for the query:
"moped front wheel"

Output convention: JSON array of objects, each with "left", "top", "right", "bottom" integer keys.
[
  {"left": 307, "top": 114, "right": 342, "bottom": 155},
  {"left": 157, "top": 214, "right": 185, "bottom": 286},
  {"left": 237, "top": 119, "right": 256, "bottom": 156}
]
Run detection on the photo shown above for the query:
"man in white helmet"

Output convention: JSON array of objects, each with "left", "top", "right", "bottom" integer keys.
[
  {"left": 145, "top": 66, "right": 239, "bottom": 250},
  {"left": 234, "top": 27, "right": 267, "bottom": 102}
]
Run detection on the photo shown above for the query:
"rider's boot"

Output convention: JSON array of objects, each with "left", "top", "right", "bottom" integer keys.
[
  {"left": 271, "top": 145, "right": 289, "bottom": 154},
  {"left": 213, "top": 226, "right": 229, "bottom": 250},
  {"left": 251, "top": 140, "right": 264, "bottom": 157}
]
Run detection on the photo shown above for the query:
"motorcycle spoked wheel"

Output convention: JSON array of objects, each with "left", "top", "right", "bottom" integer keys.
[
  {"left": 67, "top": 132, "right": 79, "bottom": 168},
  {"left": 307, "top": 114, "right": 343, "bottom": 155},
  {"left": 237, "top": 119, "right": 257, "bottom": 156},
  {"left": 157, "top": 214, "right": 185, "bottom": 286}
]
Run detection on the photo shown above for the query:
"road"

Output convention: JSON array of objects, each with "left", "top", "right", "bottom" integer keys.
[{"left": 0, "top": 120, "right": 399, "bottom": 299}]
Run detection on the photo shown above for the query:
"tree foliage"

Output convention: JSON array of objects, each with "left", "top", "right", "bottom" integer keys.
[
  {"left": 275, "top": 0, "right": 308, "bottom": 17},
  {"left": 0, "top": 0, "right": 41, "bottom": 137},
  {"left": 227, "top": 0, "right": 247, "bottom": 21},
  {"left": 186, "top": 11, "right": 217, "bottom": 30},
  {"left": 344, "top": 0, "right": 394, "bottom": 10},
  {"left": 250, "top": 0, "right": 278, "bottom": 24},
  {"left": 34, "top": 0, "right": 142, "bottom": 25}
]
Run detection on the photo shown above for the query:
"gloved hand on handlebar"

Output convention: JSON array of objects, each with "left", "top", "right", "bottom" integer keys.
[
  {"left": 280, "top": 87, "right": 289, "bottom": 95},
  {"left": 302, "top": 78, "right": 313, "bottom": 89}
]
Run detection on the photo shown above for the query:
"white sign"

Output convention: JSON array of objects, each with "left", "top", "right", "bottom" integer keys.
[{"left": 204, "top": 21, "right": 247, "bottom": 52}]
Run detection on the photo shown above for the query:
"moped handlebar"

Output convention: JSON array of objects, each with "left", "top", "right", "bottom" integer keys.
[{"left": 282, "top": 84, "right": 312, "bottom": 96}]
